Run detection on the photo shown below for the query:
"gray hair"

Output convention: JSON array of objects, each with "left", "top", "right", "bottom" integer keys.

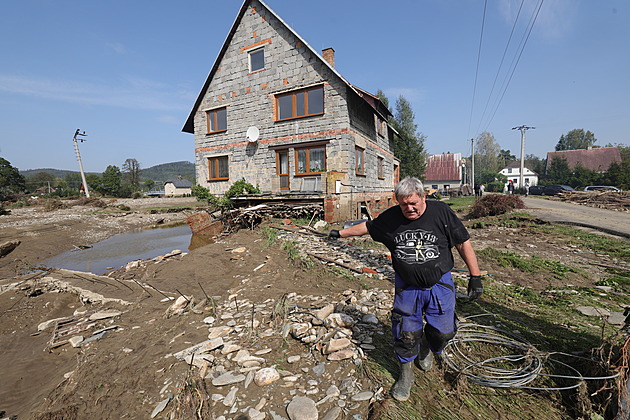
[{"left": 395, "top": 177, "right": 425, "bottom": 199}]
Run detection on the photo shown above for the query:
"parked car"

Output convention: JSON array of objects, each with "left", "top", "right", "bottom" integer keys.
[
  {"left": 528, "top": 185, "right": 574, "bottom": 196},
  {"left": 583, "top": 185, "right": 620, "bottom": 192},
  {"left": 528, "top": 185, "right": 545, "bottom": 195},
  {"left": 542, "top": 185, "right": 575, "bottom": 195}
]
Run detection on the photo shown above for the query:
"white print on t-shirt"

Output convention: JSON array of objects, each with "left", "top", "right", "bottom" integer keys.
[{"left": 393, "top": 229, "right": 440, "bottom": 264}]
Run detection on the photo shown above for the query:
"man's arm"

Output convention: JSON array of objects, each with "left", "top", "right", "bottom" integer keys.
[
  {"left": 329, "top": 221, "right": 369, "bottom": 238},
  {"left": 454, "top": 240, "right": 481, "bottom": 276}
]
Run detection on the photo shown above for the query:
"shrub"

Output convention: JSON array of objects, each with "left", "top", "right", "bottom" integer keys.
[
  {"left": 468, "top": 194, "right": 525, "bottom": 218},
  {"left": 224, "top": 178, "right": 260, "bottom": 198},
  {"left": 191, "top": 185, "right": 211, "bottom": 201},
  {"left": 486, "top": 182, "right": 505, "bottom": 193}
]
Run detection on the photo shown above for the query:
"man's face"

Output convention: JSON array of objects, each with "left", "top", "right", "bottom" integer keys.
[{"left": 397, "top": 193, "right": 426, "bottom": 220}]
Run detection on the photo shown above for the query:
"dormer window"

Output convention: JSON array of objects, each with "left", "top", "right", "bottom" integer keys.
[{"left": 249, "top": 47, "right": 265, "bottom": 72}]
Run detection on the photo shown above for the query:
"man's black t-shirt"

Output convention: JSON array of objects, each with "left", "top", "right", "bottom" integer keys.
[{"left": 365, "top": 201, "right": 470, "bottom": 288}]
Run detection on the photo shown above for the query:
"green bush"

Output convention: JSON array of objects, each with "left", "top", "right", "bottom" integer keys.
[
  {"left": 468, "top": 194, "right": 525, "bottom": 218},
  {"left": 191, "top": 185, "right": 211, "bottom": 201},
  {"left": 224, "top": 178, "right": 261, "bottom": 198},
  {"left": 485, "top": 182, "right": 505, "bottom": 193}
]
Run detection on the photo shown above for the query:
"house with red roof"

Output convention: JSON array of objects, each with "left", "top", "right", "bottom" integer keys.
[
  {"left": 423, "top": 153, "right": 465, "bottom": 191},
  {"left": 546, "top": 147, "right": 622, "bottom": 173}
]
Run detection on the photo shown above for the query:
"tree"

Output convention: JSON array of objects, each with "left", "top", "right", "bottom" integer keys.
[
  {"left": 65, "top": 172, "right": 83, "bottom": 190},
  {"left": 0, "top": 157, "right": 26, "bottom": 200},
  {"left": 390, "top": 95, "right": 427, "bottom": 179},
  {"left": 376, "top": 89, "right": 390, "bottom": 110},
  {"left": 474, "top": 132, "right": 501, "bottom": 181},
  {"left": 547, "top": 157, "right": 571, "bottom": 184},
  {"left": 498, "top": 149, "right": 516, "bottom": 168},
  {"left": 101, "top": 165, "right": 122, "bottom": 196},
  {"left": 85, "top": 174, "right": 101, "bottom": 193},
  {"left": 524, "top": 154, "right": 546, "bottom": 176},
  {"left": 28, "top": 171, "right": 56, "bottom": 192},
  {"left": 555, "top": 129, "right": 597, "bottom": 151},
  {"left": 122, "top": 158, "right": 141, "bottom": 190}
]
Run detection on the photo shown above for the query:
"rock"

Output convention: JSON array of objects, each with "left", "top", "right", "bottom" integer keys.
[
  {"left": 249, "top": 408, "right": 265, "bottom": 420},
  {"left": 89, "top": 310, "right": 122, "bottom": 321},
  {"left": 576, "top": 306, "right": 610, "bottom": 317},
  {"left": 286, "top": 396, "right": 318, "bottom": 420},
  {"left": 328, "top": 349, "right": 354, "bottom": 361},
  {"left": 361, "top": 314, "right": 379, "bottom": 324},
  {"left": 287, "top": 355, "right": 301, "bottom": 363},
  {"left": 150, "top": 394, "right": 172, "bottom": 418},
  {"left": 231, "top": 247, "right": 247, "bottom": 253},
  {"left": 203, "top": 316, "right": 216, "bottom": 325},
  {"left": 351, "top": 391, "right": 373, "bottom": 402},
  {"left": 69, "top": 336, "right": 83, "bottom": 348},
  {"left": 323, "top": 338, "right": 351, "bottom": 354},
  {"left": 312, "top": 304, "right": 335, "bottom": 325},
  {"left": 255, "top": 367, "right": 280, "bottom": 386},
  {"left": 326, "top": 385, "right": 340, "bottom": 397},
  {"left": 37, "top": 317, "right": 67, "bottom": 331},
  {"left": 326, "top": 313, "right": 355, "bottom": 328},
  {"left": 208, "top": 325, "right": 232, "bottom": 339},
  {"left": 608, "top": 312, "right": 626, "bottom": 325},
  {"left": 211, "top": 371, "right": 246, "bottom": 386},
  {"left": 291, "top": 322, "right": 311, "bottom": 339},
  {"left": 172, "top": 338, "right": 224, "bottom": 361},
  {"left": 321, "top": 406, "right": 342, "bottom": 420},
  {"left": 312, "top": 364, "right": 326, "bottom": 376},
  {"left": 223, "top": 387, "right": 238, "bottom": 407}
]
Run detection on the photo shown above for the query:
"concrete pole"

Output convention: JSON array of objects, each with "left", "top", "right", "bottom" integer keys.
[
  {"left": 73, "top": 129, "right": 90, "bottom": 198},
  {"left": 512, "top": 126, "right": 535, "bottom": 190},
  {"left": 470, "top": 138, "right": 475, "bottom": 190}
]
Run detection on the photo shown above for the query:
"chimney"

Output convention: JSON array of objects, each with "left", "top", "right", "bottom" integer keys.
[{"left": 322, "top": 47, "right": 335, "bottom": 68}]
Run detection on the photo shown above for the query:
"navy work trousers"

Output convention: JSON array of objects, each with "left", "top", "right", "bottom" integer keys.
[{"left": 391, "top": 271, "right": 457, "bottom": 363}]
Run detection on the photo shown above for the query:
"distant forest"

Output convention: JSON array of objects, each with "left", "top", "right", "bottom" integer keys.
[{"left": 20, "top": 161, "right": 195, "bottom": 184}]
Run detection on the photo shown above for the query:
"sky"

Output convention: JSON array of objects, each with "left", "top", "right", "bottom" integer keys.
[{"left": 1, "top": 0, "right": 628, "bottom": 173}]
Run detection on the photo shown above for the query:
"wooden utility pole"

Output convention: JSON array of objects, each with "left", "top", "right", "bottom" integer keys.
[
  {"left": 73, "top": 129, "right": 90, "bottom": 198},
  {"left": 512, "top": 125, "right": 535, "bottom": 189}
]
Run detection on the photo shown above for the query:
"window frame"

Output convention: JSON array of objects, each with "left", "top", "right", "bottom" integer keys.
[
  {"left": 377, "top": 156, "right": 384, "bottom": 179},
  {"left": 205, "top": 107, "right": 227, "bottom": 134},
  {"left": 294, "top": 145, "right": 326, "bottom": 176},
  {"left": 248, "top": 47, "right": 265, "bottom": 72},
  {"left": 207, "top": 156, "right": 229, "bottom": 182},
  {"left": 355, "top": 147, "right": 365, "bottom": 176},
  {"left": 276, "top": 85, "right": 324, "bottom": 122}
]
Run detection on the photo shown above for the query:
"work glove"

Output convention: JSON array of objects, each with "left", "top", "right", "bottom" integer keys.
[
  {"left": 328, "top": 229, "right": 341, "bottom": 239},
  {"left": 467, "top": 275, "right": 483, "bottom": 301}
]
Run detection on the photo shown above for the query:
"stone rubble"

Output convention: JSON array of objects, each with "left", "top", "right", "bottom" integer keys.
[{"left": 168, "top": 287, "right": 396, "bottom": 419}]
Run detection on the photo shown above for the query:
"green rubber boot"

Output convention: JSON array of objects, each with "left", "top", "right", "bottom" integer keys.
[
  {"left": 391, "top": 361, "right": 414, "bottom": 401},
  {"left": 415, "top": 333, "right": 434, "bottom": 371}
]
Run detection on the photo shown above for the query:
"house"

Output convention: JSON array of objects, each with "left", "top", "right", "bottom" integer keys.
[
  {"left": 164, "top": 177, "right": 193, "bottom": 197},
  {"left": 499, "top": 162, "right": 538, "bottom": 187},
  {"left": 423, "top": 153, "right": 465, "bottom": 191},
  {"left": 546, "top": 147, "right": 622, "bottom": 173},
  {"left": 182, "top": 0, "right": 399, "bottom": 222}
]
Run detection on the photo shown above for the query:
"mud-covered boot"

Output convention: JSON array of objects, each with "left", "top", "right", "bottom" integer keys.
[
  {"left": 391, "top": 361, "right": 414, "bottom": 401},
  {"left": 415, "top": 333, "right": 434, "bottom": 371}
]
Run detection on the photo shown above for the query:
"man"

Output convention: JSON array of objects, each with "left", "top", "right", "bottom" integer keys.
[
  {"left": 507, "top": 180, "right": 515, "bottom": 194},
  {"left": 329, "top": 177, "right": 483, "bottom": 401}
]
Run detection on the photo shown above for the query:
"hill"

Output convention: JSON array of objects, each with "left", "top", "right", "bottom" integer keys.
[{"left": 20, "top": 161, "right": 195, "bottom": 184}]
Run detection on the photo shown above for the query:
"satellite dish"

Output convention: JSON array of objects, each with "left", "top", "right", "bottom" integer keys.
[{"left": 246, "top": 126, "right": 260, "bottom": 143}]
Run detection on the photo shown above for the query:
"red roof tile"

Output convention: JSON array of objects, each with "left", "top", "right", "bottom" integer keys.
[{"left": 546, "top": 147, "right": 621, "bottom": 172}]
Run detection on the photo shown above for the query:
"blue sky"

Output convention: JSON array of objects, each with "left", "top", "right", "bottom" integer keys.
[{"left": 1, "top": 0, "right": 628, "bottom": 173}]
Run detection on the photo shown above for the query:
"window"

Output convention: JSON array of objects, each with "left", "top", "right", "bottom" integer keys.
[
  {"left": 508, "top": 168, "right": 512, "bottom": 174},
  {"left": 208, "top": 156, "right": 229, "bottom": 181},
  {"left": 249, "top": 48, "right": 264, "bottom": 72},
  {"left": 276, "top": 85, "right": 324, "bottom": 121},
  {"left": 295, "top": 145, "right": 325, "bottom": 175},
  {"left": 377, "top": 156, "right": 384, "bottom": 179},
  {"left": 355, "top": 147, "right": 365, "bottom": 175},
  {"left": 206, "top": 107, "right": 227, "bottom": 134}
]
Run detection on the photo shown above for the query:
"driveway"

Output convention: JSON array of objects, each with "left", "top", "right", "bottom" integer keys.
[{"left": 521, "top": 196, "right": 630, "bottom": 239}]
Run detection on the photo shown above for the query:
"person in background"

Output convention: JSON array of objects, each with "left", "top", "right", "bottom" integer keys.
[
  {"left": 328, "top": 177, "right": 483, "bottom": 401},
  {"left": 525, "top": 180, "right": 530, "bottom": 196},
  {"left": 507, "top": 180, "right": 515, "bottom": 194},
  {"left": 479, "top": 184, "right": 485, "bottom": 196}
]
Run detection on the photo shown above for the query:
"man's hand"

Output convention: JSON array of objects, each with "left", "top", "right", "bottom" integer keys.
[
  {"left": 328, "top": 229, "right": 341, "bottom": 239},
  {"left": 467, "top": 275, "right": 483, "bottom": 301}
]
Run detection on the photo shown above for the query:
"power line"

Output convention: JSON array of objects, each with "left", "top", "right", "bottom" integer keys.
[
  {"left": 467, "top": 0, "right": 488, "bottom": 138},
  {"left": 476, "top": 0, "right": 526, "bottom": 135},
  {"left": 481, "top": 0, "right": 545, "bottom": 133}
]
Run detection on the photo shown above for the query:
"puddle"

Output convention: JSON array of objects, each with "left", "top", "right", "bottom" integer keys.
[{"left": 40, "top": 224, "right": 212, "bottom": 275}]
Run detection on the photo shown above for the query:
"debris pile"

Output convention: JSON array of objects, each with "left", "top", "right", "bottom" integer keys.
[
  {"left": 559, "top": 191, "right": 630, "bottom": 212},
  {"left": 168, "top": 288, "right": 393, "bottom": 419}
]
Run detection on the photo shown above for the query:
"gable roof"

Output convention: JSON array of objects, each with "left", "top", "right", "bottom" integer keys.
[
  {"left": 182, "top": 0, "right": 391, "bottom": 134},
  {"left": 546, "top": 147, "right": 622, "bottom": 172},
  {"left": 423, "top": 153, "right": 462, "bottom": 181},
  {"left": 164, "top": 178, "right": 193, "bottom": 188}
]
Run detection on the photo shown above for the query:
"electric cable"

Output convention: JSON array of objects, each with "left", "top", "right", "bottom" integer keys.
[
  {"left": 441, "top": 314, "right": 620, "bottom": 391},
  {"left": 467, "top": 0, "right": 488, "bottom": 138}
]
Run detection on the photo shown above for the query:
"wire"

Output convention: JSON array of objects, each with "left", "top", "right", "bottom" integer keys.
[
  {"left": 467, "top": 0, "right": 488, "bottom": 138},
  {"left": 441, "top": 314, "right": 620, "bottom": 391},
  {"left": 481, "top": 0, "right": 545, "bottom": 132}
]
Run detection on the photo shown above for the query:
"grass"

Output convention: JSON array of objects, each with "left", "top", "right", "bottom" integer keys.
[{"left": 477, "top": 247, "right": 581, "bottom": 280}]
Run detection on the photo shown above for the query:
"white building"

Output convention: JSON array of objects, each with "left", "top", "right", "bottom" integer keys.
[{"left": 499, "top": 162, "right": 538, "bottom": 188}]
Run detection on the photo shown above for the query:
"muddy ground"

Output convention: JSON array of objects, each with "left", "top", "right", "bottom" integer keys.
[{"left": 0, "top": 196, "right": 627, "bottom": 419}]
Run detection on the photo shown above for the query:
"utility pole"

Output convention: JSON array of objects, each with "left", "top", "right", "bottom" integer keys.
[
  {"left": 512, "top": 125, "right": 535, "bottom": 189},
  {"left": 73, "top": 129, "right": 90, "bottom": 198},
  {"left": 470, "top": 138, "right": 475, "bottom": 190}
]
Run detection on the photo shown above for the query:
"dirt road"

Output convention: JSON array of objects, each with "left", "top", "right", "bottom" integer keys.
[{"left": 522, "top": 196, "right": 630, "bottom": 239}]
